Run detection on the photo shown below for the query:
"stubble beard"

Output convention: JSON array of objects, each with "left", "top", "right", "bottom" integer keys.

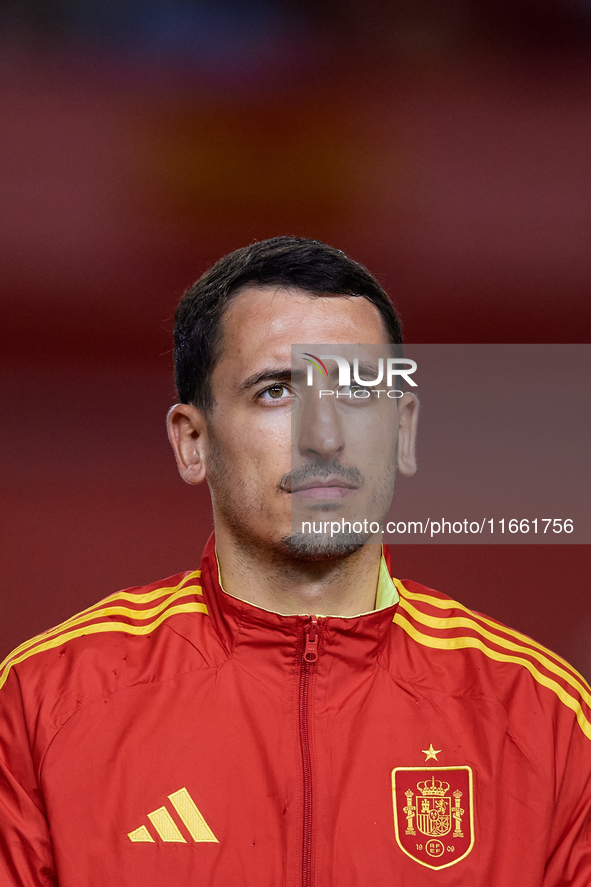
[
  {"left": 206, "top": 428, "right": 397, "bottom": 566},
  {"left": 278, "top": 531, "right": 369, "bottom": 560},
  {"left": 279, "top": 442, "right": 398, "bottom": 561},
  {"left": 206, "top": 434, "right": 367, "bottom": 564}
]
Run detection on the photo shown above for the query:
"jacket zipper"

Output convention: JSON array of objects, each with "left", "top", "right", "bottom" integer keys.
[{"left": 299, "top": 615, "right": 318, "bottom": 887}]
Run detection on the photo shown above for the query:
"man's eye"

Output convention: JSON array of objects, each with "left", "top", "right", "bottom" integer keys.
[
  {"left": 259, "top": 384, "right": 289, "bottom": 401},
  {"left": 339, "top": 384, "right": 370, "bottom": 395}
]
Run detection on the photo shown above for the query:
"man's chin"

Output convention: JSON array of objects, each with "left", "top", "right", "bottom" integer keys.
[{"left": 279, "top": 532, "right": 370, "bottom": 561}]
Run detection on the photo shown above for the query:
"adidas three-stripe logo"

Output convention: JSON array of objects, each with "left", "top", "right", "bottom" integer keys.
[{"left": 128, "top": 787, "right": 218, "bottom": 844}]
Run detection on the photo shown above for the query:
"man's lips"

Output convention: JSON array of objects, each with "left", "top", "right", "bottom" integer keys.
[{"left": 288, "top": 479, "right": 359, "bottom": 500}]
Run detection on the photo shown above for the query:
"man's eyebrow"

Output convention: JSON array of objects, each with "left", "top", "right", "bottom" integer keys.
[{"left": 241, "top": 368, "right": 306, "bottom": 391}]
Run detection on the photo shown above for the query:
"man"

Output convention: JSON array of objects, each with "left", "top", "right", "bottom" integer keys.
[{"left": 0, "top": 236, "right": 590, "bottom": 886}]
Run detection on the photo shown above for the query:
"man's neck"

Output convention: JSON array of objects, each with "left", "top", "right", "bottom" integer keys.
[{"left": 213, "top": 528, "right": 382, "bottom": 617}]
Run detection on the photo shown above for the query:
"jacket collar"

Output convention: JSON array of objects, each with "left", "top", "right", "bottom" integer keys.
[{"left": 197, "top": 534, "right": 400, "bottom": 661}]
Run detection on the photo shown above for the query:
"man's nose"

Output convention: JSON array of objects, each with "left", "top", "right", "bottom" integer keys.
[{"left": 296, "top": 394, "right": 345, "bottom": 461}]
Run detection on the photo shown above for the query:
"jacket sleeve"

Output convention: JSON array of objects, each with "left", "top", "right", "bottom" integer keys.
[
  {"left": 542, "top": 715, "right": 591, "bottom": 886},
  {"left": 0, "top": 669, "right": 58, "bottom": 886}
]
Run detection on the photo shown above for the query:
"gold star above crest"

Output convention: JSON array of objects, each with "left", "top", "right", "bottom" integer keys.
[{"left": 422, "top": 743, "right": 441, "bottom": 761}]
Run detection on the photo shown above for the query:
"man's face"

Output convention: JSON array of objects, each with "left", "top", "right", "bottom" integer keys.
[{"left": 177, "top": 286, "right": 417, "bottom": 559}]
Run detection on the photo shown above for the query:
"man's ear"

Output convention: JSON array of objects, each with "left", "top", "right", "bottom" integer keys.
[
  {"left": 396, "top": 393, "right": 419, "bottom": 477},
  {"left": 167, "top": 403, "right": 208, "bottom": 485}
]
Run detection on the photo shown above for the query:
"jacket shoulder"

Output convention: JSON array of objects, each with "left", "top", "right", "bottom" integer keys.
[
  {"left": 0, "top": 570, "right": 207, "bottom": 714},
  {"left": 392, "top": 577, "right": 591, "bottom": 744}
]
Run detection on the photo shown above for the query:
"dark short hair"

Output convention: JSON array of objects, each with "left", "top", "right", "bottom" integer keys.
[{"left": 173, "top": 235, "right": 402, "bottom": 411}]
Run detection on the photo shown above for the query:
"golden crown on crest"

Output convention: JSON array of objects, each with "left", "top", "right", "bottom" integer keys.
[{"left": 416, "top": 776, "right": 450, "bottom": 797}]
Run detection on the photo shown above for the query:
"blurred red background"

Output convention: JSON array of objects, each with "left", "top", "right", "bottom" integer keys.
[{"left": 1, "top": 1, "right": 590, "bottom": 676}]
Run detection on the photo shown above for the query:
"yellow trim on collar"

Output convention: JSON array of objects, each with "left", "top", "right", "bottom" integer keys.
[
  {"left": 215, "top": 546, "right": 398, "bottom": 615},
  {"left": 374, "top": 552, "right": 400, "bottom": 610}
]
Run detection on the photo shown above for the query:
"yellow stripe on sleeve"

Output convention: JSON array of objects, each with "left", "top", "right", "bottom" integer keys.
[
  {"left": 14, "top": 587, "right": 204, "bottom": 646},
  {"left": 0, "top": 602, "right": 208, "bottom": 690},
  {"left": 392, "top": 578, "right": 580, "bottom": 674},
  {"left": 393, "top": 610, "right": 591, "bottom": 742},
  {"left": 1, "top": 574, "right": 202, "bottom": 665},
  {"left": 397, "top": 597, "right": 591, "bottom": 712}
]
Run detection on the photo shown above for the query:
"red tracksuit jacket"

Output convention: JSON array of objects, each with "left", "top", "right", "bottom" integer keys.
[{"left": 1, "top": 535, "right": 590, "bottom": 885}]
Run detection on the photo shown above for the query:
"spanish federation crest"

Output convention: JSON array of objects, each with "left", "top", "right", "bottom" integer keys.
[{"left": 392, "top": 766, "right": 474, "bottom": 870}]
